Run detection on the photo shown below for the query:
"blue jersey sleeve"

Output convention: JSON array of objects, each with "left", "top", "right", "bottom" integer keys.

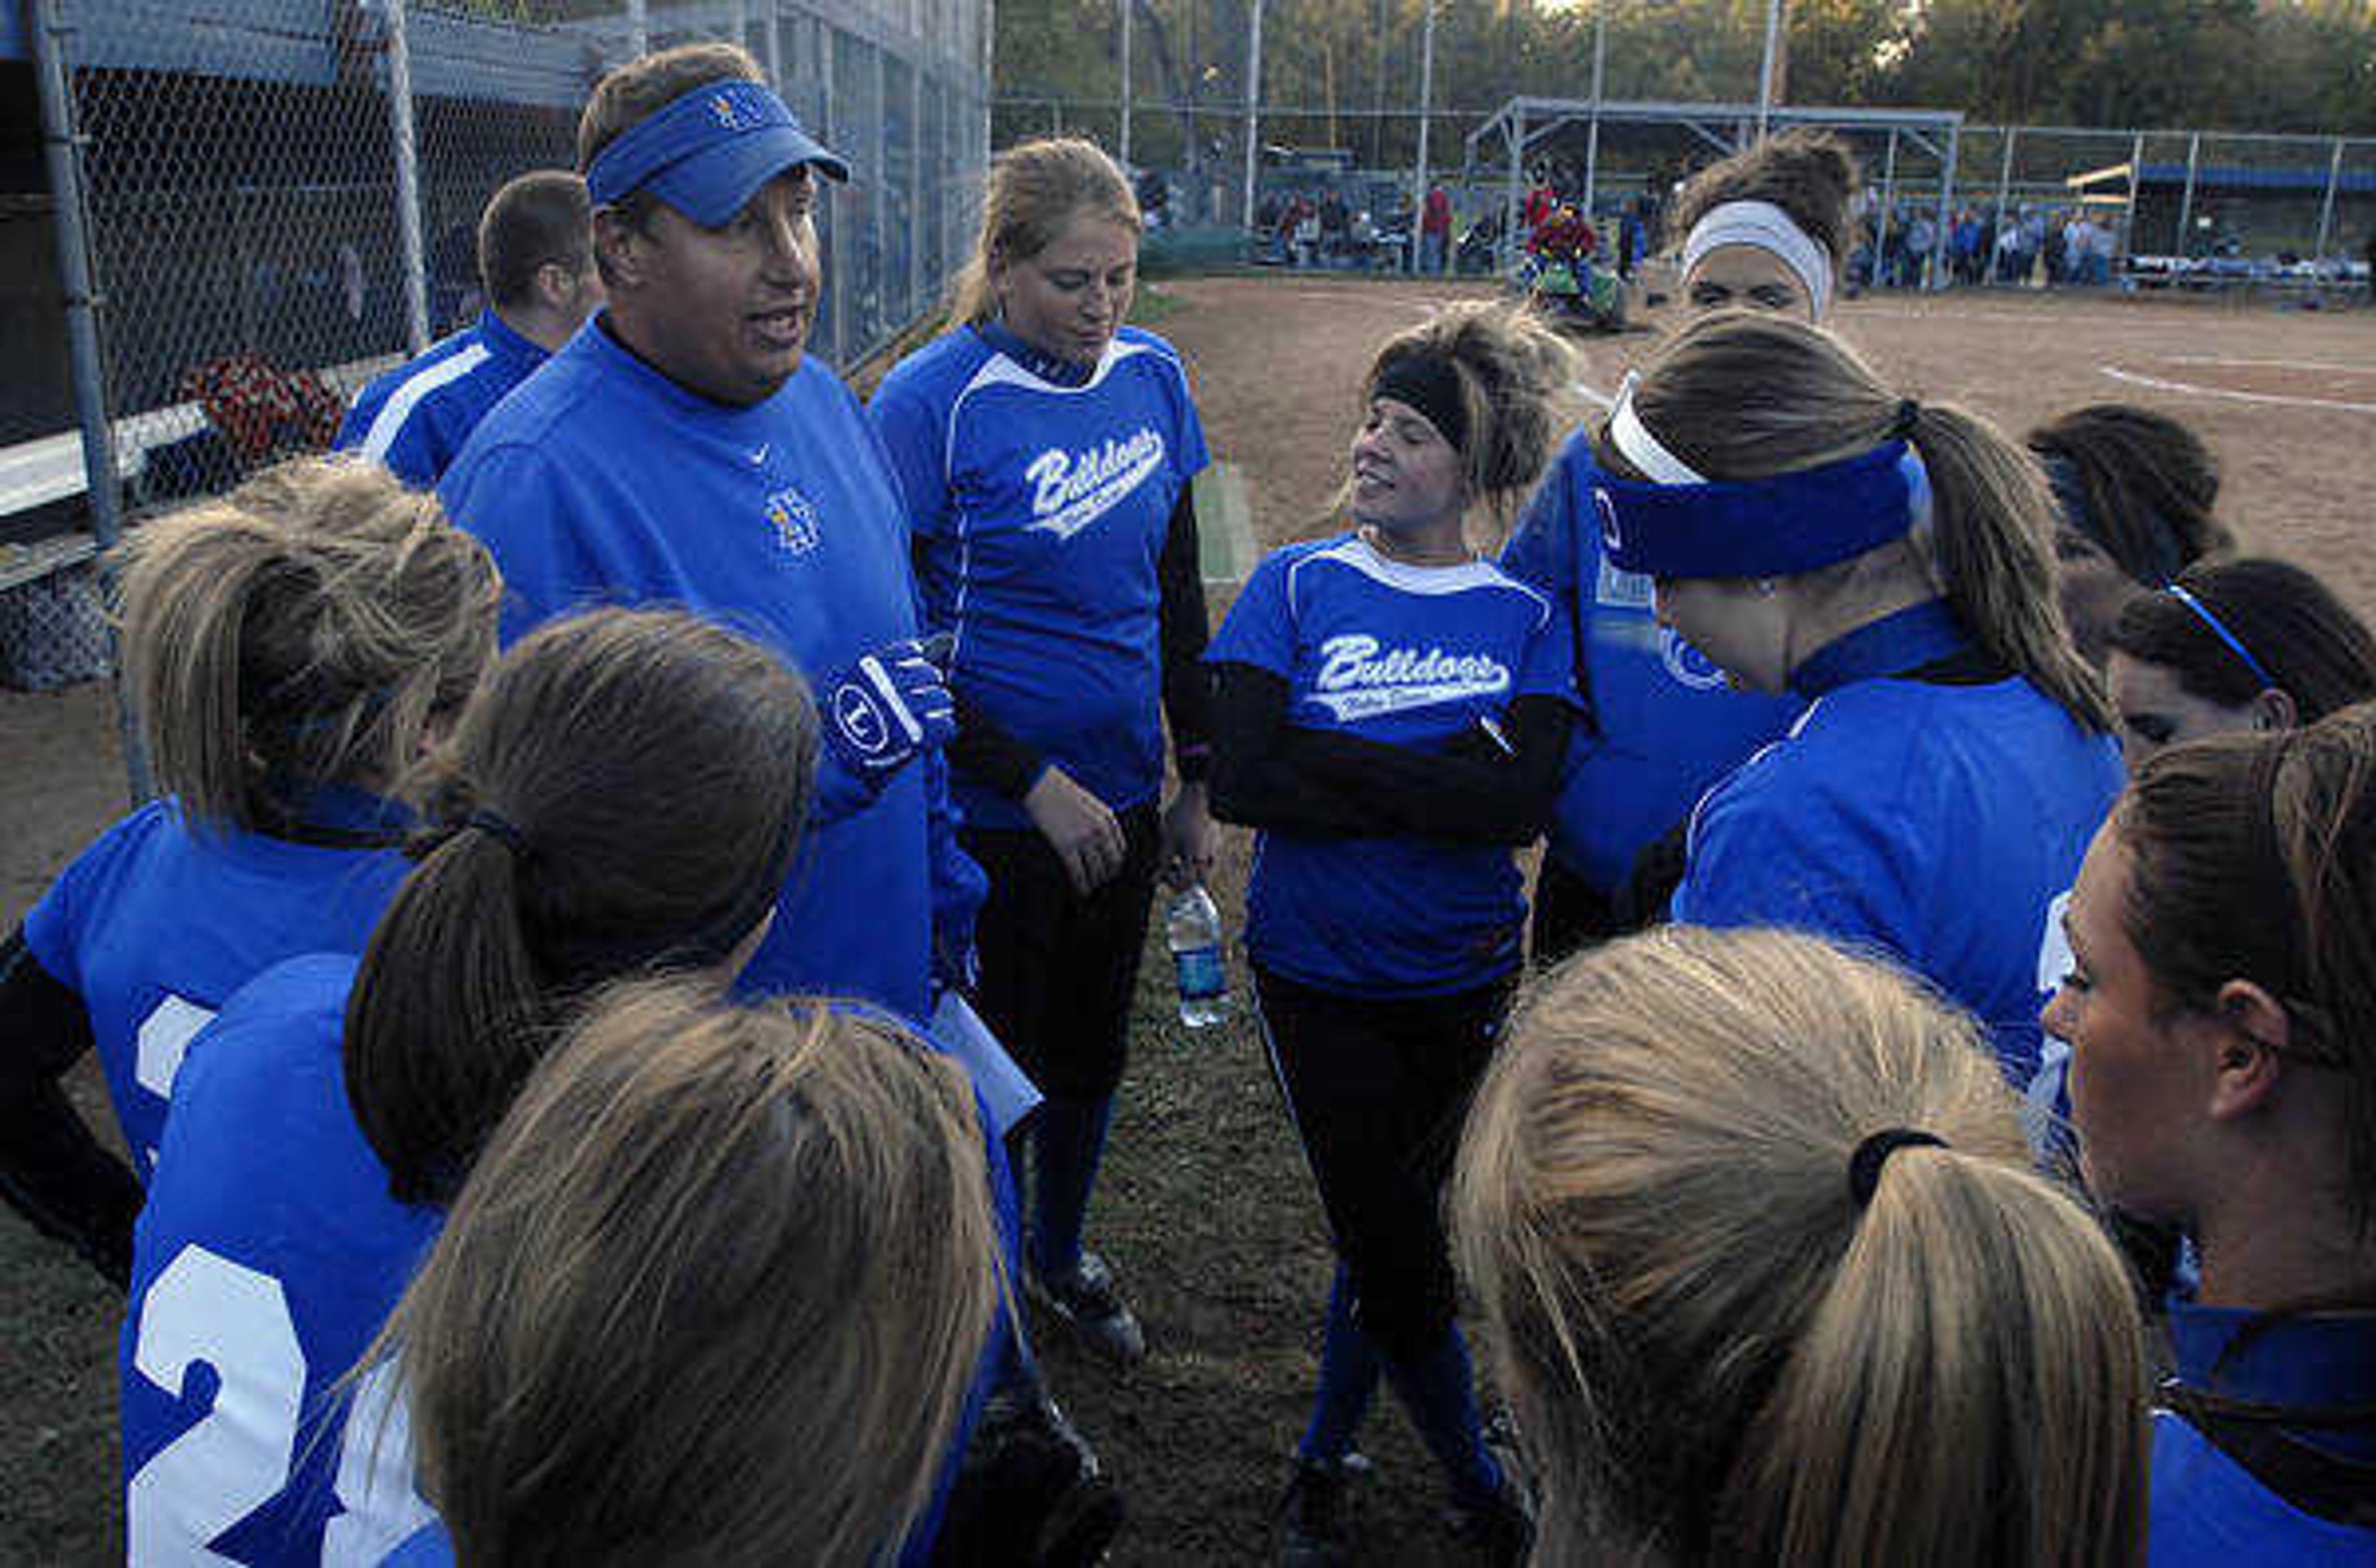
[
  {"left": 866, "top": 373, "right": 957, "bottom": 540},
  {"left": 1205, "top": 549, "right": 1297, "bottom": 677},
  {"left": 439, "top": 442, "right": 603, "bottom": 644},
  {"left": 21, "top": 846, "right": 91, "bottom": 994},
  {"left": 1161, "top": 353, "right": 1212, "bottom": 486},
  {"left": 1516, "top": 595, "right": 1578, "bottom": 707},
  {"left": 1496, "top": 457, "right": 1581, "bottom": 605}
]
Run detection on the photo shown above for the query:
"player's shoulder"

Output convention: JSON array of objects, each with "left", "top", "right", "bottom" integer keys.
[
  {"left": 204, "top": 952, "right": 361, "bottom": 1052},
  {"left": 874, "top": 325, "right": 994, "bottom": 410},
  {"left": 1113, "top": 324, "right": 1184, "bottom": 366}
]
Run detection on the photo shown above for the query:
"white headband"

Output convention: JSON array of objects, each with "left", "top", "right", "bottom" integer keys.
[
  {"left": 1606, "top": 373, "right": 1704, "bottom": 484},
  {"left": 1682, "top": 199, "right": 1833, "bottom": 320}
]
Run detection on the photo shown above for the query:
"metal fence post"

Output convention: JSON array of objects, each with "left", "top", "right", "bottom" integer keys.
[
  {"left": 384, "top": 0, "right": 430, "bottom": 355},
  {"left": 2176, "top": 132, "right": 2200, "bottom": 255},
  {"left": 1930, "top": 123, "right": 1958, "bottom": 290},
  {"left": 2314, "top": 136, "right": 2344, "bottom": 262},
  {"left": 2120, "top": 131, "right": 2143, "bottom": 277},
  {"left": 1874, "top": 129, "right": 1897, "bottom": 286},
  {"left": 1993, "top": 126, "right": 2015, "bottom": 271},
  {"left": 1582, "top": 5, "right": 1604, "bottom": 217},
  {"left": 1502, "top": 104, "right": 1523, "bottom": 275},
  {"left": 1408, "top": 1, "right": 1435, "bottom": 275},
  {"left": 627, "top": 0, "right": 648, "bottom": 56},
  {"left": 27, "top": 0, "right": 151, "bottom": 799},
  {"left": 1118, "top": 0, "right": 1132, "bottom": 168},
  {"left": 1241, "top": 0, "right": 1263, "bottom": 233}
]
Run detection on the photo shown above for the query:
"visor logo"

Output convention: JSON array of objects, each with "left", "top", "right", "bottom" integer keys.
[{"left": 710, "top": 93, "right": 742, "bottom": 130}]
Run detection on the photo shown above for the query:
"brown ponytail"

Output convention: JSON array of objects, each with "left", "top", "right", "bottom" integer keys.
[
  {"left": 377, "top": 980, "right": 1001, "bottom": 1566},
  {"left": 1608, "top": 310, "right": 2113, "bottom": 732},
  {"left": 1453, "top": 926, "right": 2150, "bottom": 1567},
  {"left": 113, "top": 456, "right": 500, "bottom": 835},
  {"left": 345, "top": 608, "right": 818, "bottom": 1205}
]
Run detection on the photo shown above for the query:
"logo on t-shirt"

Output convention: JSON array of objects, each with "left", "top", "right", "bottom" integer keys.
[
  {"left": 1024, "top": 427, "right": 1166, "bottom": 540},
  {"left": 1310, "top": 634, "right": 1510, "bottom": 722},
  {"left": 1659, "top": 627, "right": 1730, "bottom": 691},
  {"left": 765, "top": 486, "right": 820, "bottom": 554}
]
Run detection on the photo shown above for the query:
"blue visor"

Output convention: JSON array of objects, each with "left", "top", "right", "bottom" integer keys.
[
  {"left": 587, "top": 79, "right": 848, "bottom": 227},
  {"left": 1590, "top": 439, "right": 1929, "bottom": 581}
]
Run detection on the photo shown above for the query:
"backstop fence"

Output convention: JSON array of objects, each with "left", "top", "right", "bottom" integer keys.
[
  {"left": 994, "top": 90, "right": 2374, "bottom": 292},
  {"left": 6, "top": 0, "right": 990, "bottom": 682}
]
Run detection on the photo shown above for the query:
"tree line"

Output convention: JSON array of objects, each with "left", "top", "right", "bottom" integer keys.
[{"left": 995, "top": 0, "right": 2376, "bottom": 141}]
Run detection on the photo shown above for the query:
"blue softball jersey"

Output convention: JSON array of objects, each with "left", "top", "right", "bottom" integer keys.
[
  {"left": 120, "top": 957, "right": 1022, "bottom": 1568},
  {"left": 20, "top": 792, "right": 408, "bottom": 1181},
  {"left": 120, "top": 954, "right": 439, "bottom": 1567},
  {"left": 437, "top": 318, "right": 942, "bottom": 1019},
  {"left": 1208, "top": 533, "right": 1575, "bottom": 996},
  {"left": 335, "top": 310, "right": 548, "bottom": 489},
  {"left": 869, "top": 324, "right": 1208, "bottom": 830},
  {"left": 1669, "top": 600, "right": 2122, "bottom": 1087},
  {"left": 1499, "top": 427, "right": 1802, "bottom": 892},
  {"left": 2148, "top": 1301, "right": 2376, "bottom": 1565}
]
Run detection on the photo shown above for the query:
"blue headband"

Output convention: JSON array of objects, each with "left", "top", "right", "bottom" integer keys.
[
  {"left": 2166, "top": 584, "right": 2276, "bottom": 689},
  {"left": 1590, "top": 433, "right": 1932, "bottom": 582},
  {"left": 587, "top": 80, "right": 848, "bottom": 226}
]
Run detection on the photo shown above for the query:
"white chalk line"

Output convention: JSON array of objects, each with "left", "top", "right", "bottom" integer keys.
[
  {"left": 2096, "top": 364, "right": 2376, "bottom": 415},
  {"left": 2165, "top": 355, "right": 2376, "bottom": 377}
]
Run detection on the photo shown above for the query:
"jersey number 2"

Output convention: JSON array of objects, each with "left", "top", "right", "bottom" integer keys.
[{"left": 127, "top": 1244, "right": 432, "bottom": 1566}]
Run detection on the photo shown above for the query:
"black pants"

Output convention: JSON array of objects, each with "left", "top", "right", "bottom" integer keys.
[
  {"left": 962, "top": 803, "right": 1160, "bottom": 1103},
  {"left": 1253, "top": 963, "right": 1516, "bottom": 1363}
]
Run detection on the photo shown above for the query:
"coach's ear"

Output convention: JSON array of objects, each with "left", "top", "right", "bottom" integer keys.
[{"left": 592, "top": 203, "right": 650, "bottom": 292}]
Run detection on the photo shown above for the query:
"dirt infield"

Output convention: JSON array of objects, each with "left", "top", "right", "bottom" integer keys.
[{"left": 4, "top": 279, "right": 2375, "bottom": 1564}]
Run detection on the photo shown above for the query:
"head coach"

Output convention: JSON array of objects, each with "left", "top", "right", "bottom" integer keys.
[{"left": 437, "top": 42, "right": 979, "bottom": 1022}]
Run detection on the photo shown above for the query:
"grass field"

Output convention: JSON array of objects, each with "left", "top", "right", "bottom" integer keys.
[{"left": 6, "top": 275, "right": 2376, "bottom": 1564}]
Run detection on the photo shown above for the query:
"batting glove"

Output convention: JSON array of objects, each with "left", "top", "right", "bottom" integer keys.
[{"left": 821, "top": 638, "right": 956, "bottom": 792}]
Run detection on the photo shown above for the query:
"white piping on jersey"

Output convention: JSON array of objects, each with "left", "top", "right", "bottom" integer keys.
[
  {"left": 936, "top": 333, "right": 1188, "bottom": 672},
  {"left": 1286, "top": 534, "right": 1554, "bottom": 635},
  {"left": 358, "top": 342, "right": 492, "bottom": 462}
]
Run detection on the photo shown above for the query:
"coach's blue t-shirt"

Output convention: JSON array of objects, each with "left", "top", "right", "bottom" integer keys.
[
  {"left": 336, "top": 310, "right": 547, "bottom": 489},
  {"left": 439, "top": 317, "right": 939, "bottom": 1019},
  {"left": 121, "top": 954, "right": 438, "bottom": 1567},
  {"left": 870, "top": 324, "right": 1208, "bottom": 829},
  {"left": 2148, "top": 1301, "right": 2376, "bottom": 1566},
  {"left": 21, "top": 793, "right": 408, "bottom": 1180},
  {"left": 1671, "top": 601, "right": 2123, "bottom": 1087},
  {"left": 1208, "top": 532, "right": 1575, "bottom": 996},
  {"left": 1499, "top": 428, "right": 1802, "bottom": 892}
]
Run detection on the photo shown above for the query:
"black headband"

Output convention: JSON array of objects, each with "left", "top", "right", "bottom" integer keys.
[
  {"left": 1372, "top": 351, "right": 1468, "bottom": 454},
  {"left": 1848, "top": 1127, "right": 1947, "bottom": 1207}
]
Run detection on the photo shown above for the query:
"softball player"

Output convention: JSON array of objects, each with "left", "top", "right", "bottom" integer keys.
[
  {"left": 1208, "top": 301, "right": 1575, "bottom": 1564},
  {"left": 2046, "top": 710, "right": 2376, "bottom": 1564},
  {"left": 1501, "top": 131, "right": 1857, "bottom": 962},
  {"left": 120, "top": 609, "right": 1017, "bottom": 1566},
  {"left": 437, "top": 44, "right": 973, "bottom": 1025},
  {"left": 0, "top": 458, "right": 496, "bottom": 1287},
  {"left": 1458, "top": 926, "right": 2152, "bottom": 1566},
  {"left": 2106, "top": 556, "right": 2376, "bottom": 772},
  {"left": 336, "top": 171, "right": 603, "bottom": 488},
  {"left": 369, "top": 983, "right": 1006, "bottom": 1568},
  {"left": 870, "top": 137, "right": 1212, "bottom": 1364},
  {"left": 1590, "top": 311, "right": 2121, "bottom": 1090}
]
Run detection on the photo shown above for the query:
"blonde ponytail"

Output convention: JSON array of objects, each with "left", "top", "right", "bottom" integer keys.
[
  {"left": 114, "top": 457, "right": 499, "bottom": 834},
  {"left": 1453, "top": 926, "right": 2150, "bottom": 1567}
]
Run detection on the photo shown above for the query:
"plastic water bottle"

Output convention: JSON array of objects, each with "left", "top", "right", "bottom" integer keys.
[{"left": 1167, "top": 884, "right": 1228, "bottom": 1028}]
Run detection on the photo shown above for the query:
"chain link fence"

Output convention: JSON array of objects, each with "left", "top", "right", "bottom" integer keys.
[{"left": 6, "top": 0, "right": 988, "bottom": 689}]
